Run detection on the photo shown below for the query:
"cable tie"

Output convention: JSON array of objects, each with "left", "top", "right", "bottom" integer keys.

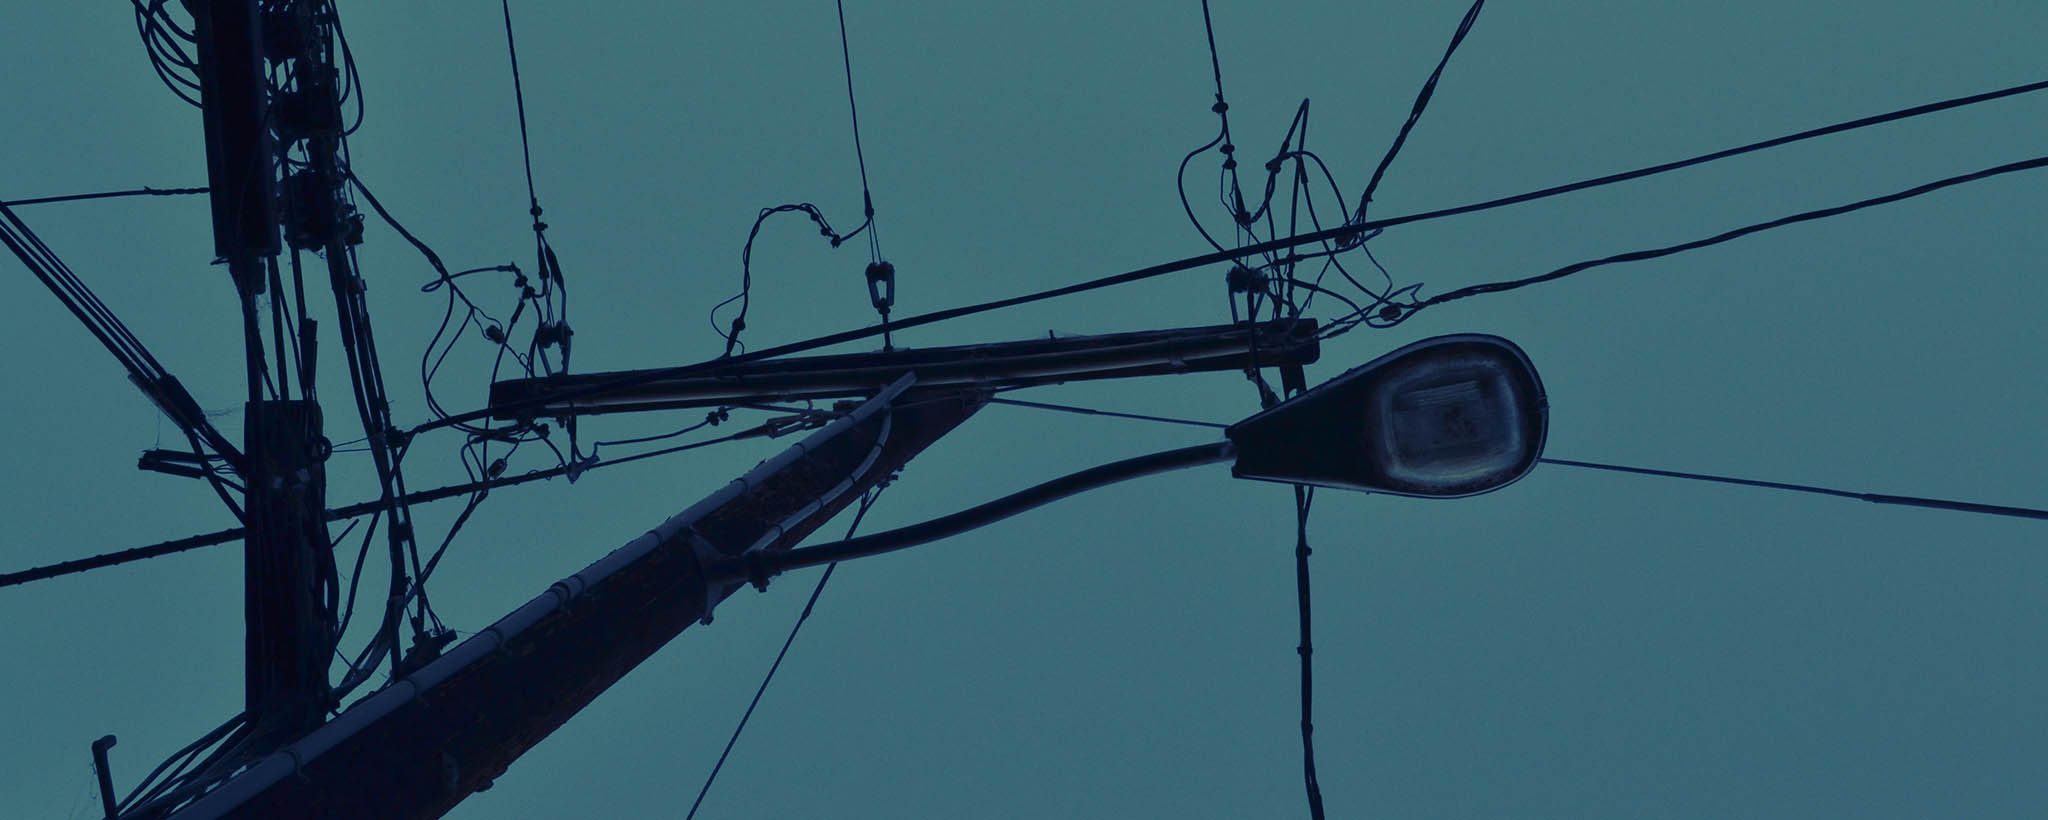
[{"left": 1211, "top": 100, "right": 1229, "bottom": 114}]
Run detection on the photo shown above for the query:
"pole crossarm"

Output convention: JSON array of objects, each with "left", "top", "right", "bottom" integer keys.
[{"left": 485, "top": 318, "right": 1318, "bottom": 419}]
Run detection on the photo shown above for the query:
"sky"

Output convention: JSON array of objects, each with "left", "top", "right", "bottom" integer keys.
[{"left": 3, "top": 1, "right": 2045, "bottom": 818}]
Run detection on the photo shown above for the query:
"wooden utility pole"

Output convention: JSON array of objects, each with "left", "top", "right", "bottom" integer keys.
[{"left": 192, "top": 0, "right": 335, "bottom": 741}]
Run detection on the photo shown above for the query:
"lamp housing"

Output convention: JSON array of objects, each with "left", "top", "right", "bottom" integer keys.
[{"left": 1226, "top": 333, "right": 1547, "bottom": 497}]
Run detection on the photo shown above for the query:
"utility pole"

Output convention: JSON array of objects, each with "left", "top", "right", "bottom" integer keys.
[
  {"left": 191, "top": 0, "right": 334, "bottom": 742},
  {"left": 158, "top": 377, "right": 984, "bottom": 819}
]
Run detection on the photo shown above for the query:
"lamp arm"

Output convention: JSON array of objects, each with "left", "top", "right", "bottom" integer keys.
[{"left": 726, "top": 441, "right": 1237, "bottom": 580}]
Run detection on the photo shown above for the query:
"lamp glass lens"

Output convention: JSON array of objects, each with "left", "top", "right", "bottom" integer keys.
[{"left": 1375, "top": 356, "right": 1526, "bottom": 489}]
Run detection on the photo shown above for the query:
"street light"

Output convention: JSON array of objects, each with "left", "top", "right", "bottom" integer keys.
[
  {"left": 1226, "top": 333, "right": 1548, "bottom": 497},
  {"left": 728, "top": 333, "right": 1548, "bottom": 580}
]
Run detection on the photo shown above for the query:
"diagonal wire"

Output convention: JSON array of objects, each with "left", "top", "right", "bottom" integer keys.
[
  {"left": 1354, "top": 0, "right": 1485, "bottom": 221},
  {"left": 685, "top": 488, "right": 886, "bottom": 820},
  {"left": 1539, "top": 458, "right": 2048, "bottom": 522},
  {"left": 837, "top": 0, "right": 879, "bottom": 260},
  {"left": 1370, "top": 154, "right": 2048, "bottom": 325},
  {"left": 0, "top": 186, "right": 208, "bottom": 207},
  {"left": 988, "top": 397, "right": 1229, "bottom": 428},
  {"left": 414, "top": 78, "right": 2048, "bottom": 436}
]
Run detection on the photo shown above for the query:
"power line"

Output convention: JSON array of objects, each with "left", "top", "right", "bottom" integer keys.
[
  {"left": 685, "top": 487, "right": 885, "bottom": 820},
  {"left": 1539, "top": 458, "right": 2048, "bottom": 522},
  {"left": 1353, "top": 0, "right": 1485, "bottom": 222},
  {"left": 500, "top": 0, "right": 542, "bottom": 219},
  {"left": 836, "top": 0, "right": 880, "bottom": 260},
  {"left": 987, "top": 397, "right": 1229, "bottom": 428},
  {"left": 419, "top": 76, "right": 2048, "bottom": 435},
  {"left": 1355, "top": 153, "right": 2048, "bottom": 327},
  {"left": 951, "top": 399, "right": 2048, "bottom": 524},
  {"left": 0, "top": 186, "right": 207, "bottom": 207},
  {"left": 0, "top": 419, "right": 789, "bottom": 589}
]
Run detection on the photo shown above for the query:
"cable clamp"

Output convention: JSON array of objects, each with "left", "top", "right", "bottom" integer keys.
[
  {"left": 680, "top": 528, "right": 736, "bottom": 624},
  {"left": 564, "top": 451, "right": 599, "bottom": 484},
  {"left": 1225, "top": 265, "right": 1263, "bottom": 294},
  {"left": 743, "top": 552, "right": 775, "bottom": 593}
]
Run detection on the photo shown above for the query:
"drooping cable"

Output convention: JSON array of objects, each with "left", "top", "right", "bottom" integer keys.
[
  {"left": 711, "top": 203, "right": 868, "bottom": 357},
  {"left": 685, "top": 486, "right": 885, "bottom": 820},
  {"left": 711, "top": 1, "right": 888, "bottom": 356}
]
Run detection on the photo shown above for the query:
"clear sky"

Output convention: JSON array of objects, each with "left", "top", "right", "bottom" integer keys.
[{"left": 4, "top": 2, "right": 2045, "bottom": 818}]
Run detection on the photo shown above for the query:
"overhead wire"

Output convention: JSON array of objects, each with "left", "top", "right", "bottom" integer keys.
[
  {"left": 685, "top": 485, "right": 887, "bottom": 820},
  {"left": 711, "top": 0, "right": 890, "bottom": 357},
  {"left": 2, "top": 411, "right": 807, "bottom": 589},
  {"left": 128, "top": 0, "right": 204, "bottom": 108},
  {"left": 1351, "top": 154, "right": 2048, "bottom": 329},
  {"left": 499, "top": 0, "right": 571, "bottom": 381},
  {"left": 1351, "top": 0, "right": 1485, "bottom": 224},
  {"left": 0, "top": 199, "right": 247, "bottom": 520},
  {"left": 416, "top": 74, "right": 2048, "bottom": 435},
  {"left": 837, "top": 0, "right": 881, "bottom": 264},
  {"left": 1539, "top": 458, "right": 2048, "bottom": 522},
  {"left": 0, "top": 186, "right": 208, "bottom": 207}
]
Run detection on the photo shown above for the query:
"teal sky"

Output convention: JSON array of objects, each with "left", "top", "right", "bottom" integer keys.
[{"left": 4, "top": 2, "right": 2045, "bottom": 817}]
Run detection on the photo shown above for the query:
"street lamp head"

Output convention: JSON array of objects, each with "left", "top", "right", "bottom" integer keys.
[{"left": 1226, "top": 334, "right": 1547, "bottom": 497}]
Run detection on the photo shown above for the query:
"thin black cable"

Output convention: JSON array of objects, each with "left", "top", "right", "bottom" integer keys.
[
  {"left": 1293, "top": 485, "right": 1326, "bottom": 820},
  {"left": 1364, "top": 74, "right": 2048, "bottom": 229},
  {"left": 501, "top": 0, "right": 540, "bottom": 214},
  {"left": 1353, "top": 0, "right": 1485, "bottom": 223},
  {"left": 836, "top": 0, "right": 879, "bottom": 260},
  {"left": 0, "top": 421, "right": 782, "bottom": 589},
  {"left": 592, "top": 408, "right": 730, "bottom": 449},
  {"left": 421, "top": 78, "right": 2048, "bottom": 435},
  {"left": 0, "top": 186, "right": 208, "bottom": 207},
  {"left": 499, "top": 0, "right": 570, "bottom": 379},
  {"left": 711, "top": 203, "right": 867, "bottom": 356},
  {"left": 988, "top": 397, "right": 1229, "bottom": 428},
  {"left": 1370, "top": 154, "right": 2048, "bottom": 326},
  {"left": 1539, "top": 458, "right": 2048, "bottom": 522},
  {"left": 685, "top": 487, "right": 885, "bottom": 820},
  {"left": 741, "top": 443, "right": 1237, "bottom": 575}
]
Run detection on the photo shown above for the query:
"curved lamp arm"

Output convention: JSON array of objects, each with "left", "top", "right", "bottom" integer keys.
[{"left": 716, "top": 441, "right": 1237, "bottom": 583}]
